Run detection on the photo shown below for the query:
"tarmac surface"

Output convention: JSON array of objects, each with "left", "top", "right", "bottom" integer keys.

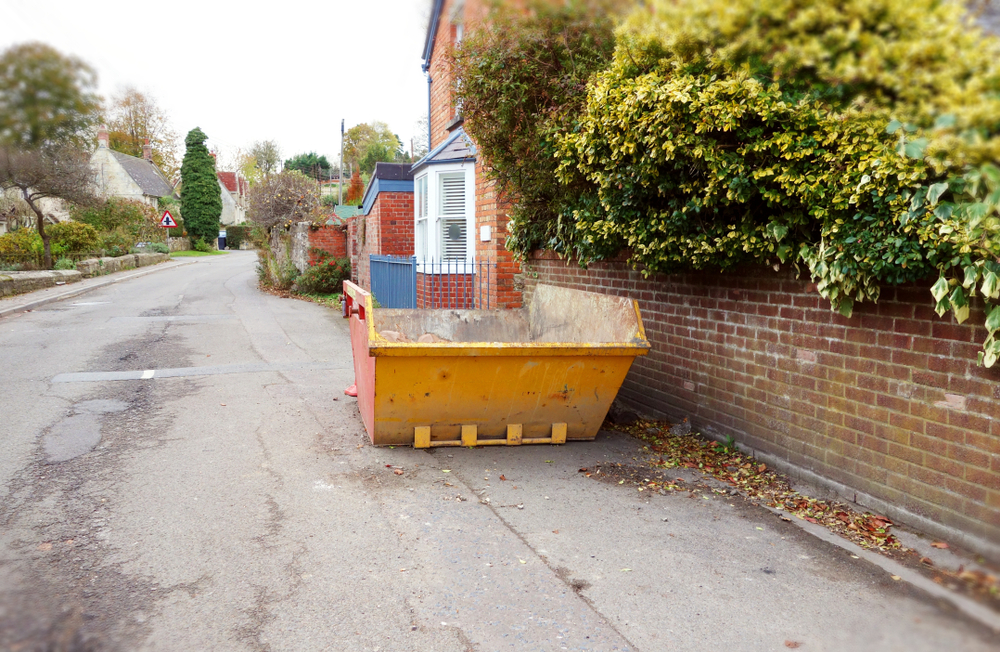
[{"left": 0, "top": 251, "right": 996, "bottom": 651}]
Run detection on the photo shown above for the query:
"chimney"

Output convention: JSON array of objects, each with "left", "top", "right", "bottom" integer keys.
[
  {"left": 142, "top": 138, "right": 152, "bottom": 161},
  {"left": 97, "top": 125, "right": 109, "bottom": 149}
]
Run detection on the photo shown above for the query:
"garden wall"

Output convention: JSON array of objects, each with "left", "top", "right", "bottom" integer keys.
[{"left": 524, "top": 250, "right": 1000, "bottom": 559}]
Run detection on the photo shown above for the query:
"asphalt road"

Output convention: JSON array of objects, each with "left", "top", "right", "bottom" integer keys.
[{"left": 0, "top": 251, "right": 995, "bottom": 651}]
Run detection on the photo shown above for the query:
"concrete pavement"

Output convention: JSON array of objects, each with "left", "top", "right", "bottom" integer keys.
[{"left": 0, "top": 250, "right": 995, "bottom": 651}]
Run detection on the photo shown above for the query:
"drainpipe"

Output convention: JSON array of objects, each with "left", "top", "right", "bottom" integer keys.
[{"left": 426, "top": 73, "right": 433, "bottom": 153}]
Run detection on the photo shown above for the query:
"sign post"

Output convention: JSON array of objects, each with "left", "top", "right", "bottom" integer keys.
[{"left": 160, "top": 210, "right": 178, "bottom": 228}]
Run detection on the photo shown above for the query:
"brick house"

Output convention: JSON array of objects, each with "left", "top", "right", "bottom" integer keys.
[
  {"left": 347, "top": 162, "right": 415, "bottom": 290},
  {"left": 415, "top": 0, "right": 522, "bottom": 309}
]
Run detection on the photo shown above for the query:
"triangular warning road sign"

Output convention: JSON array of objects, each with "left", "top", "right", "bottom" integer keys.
[{"left": 160, "top": 210, "right": 178, "bottom": 228}]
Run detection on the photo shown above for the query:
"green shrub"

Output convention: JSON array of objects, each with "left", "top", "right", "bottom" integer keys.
[
  {"left": 47, "top": 222, "right": 100, "bottom": 255},
  {"left": 256, "top": 249, "right": 299, "bottom": 290},
  {"left": 100, "top": 229, "right": 132, "bottom": 257},
  {"left": 70, "top": 198, "right": 163, "bottom": 250},
  {"left": 0, "top": 228, "right": 42, "bottom": 257},
  {"left": 295, "top": 251, "right": 350, "bottom": 294},
  {"left": 225, "top": 225, "right": 250, "bottom": 250},
  {"left": 53, "top": 257, "right": 75, "bottom": 270},
  {"left": 457, "top": 0, "right": 1000, "bottom": 361},
  {"left": 191, "top": 237, "right": 212, "bottom": 253},
  {"left": 148, "top": 242, "right": 169, "bottom": 254}
]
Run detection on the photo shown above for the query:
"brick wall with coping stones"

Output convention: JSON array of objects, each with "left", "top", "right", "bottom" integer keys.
[{"left": 524, "top": 250, "right": 1000, "bottom": 556}]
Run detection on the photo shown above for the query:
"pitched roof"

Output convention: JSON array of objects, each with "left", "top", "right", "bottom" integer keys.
[
  {"left": 109, "top": 150, "right": 174, "bottom": 198},
  {"left": 410, "top": 127, "right": 476, "bottom": 174},
  {"left": 217, "top": 171, "right": 238, "bottom": 192}
]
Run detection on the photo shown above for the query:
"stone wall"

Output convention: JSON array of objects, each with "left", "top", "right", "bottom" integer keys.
[{"left": 524, "top": 250, "right": 1000, "bottom": 560}]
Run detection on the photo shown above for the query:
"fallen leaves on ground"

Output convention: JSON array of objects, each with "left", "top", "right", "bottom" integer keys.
[{"left": 601, "top": 418, "right": 1000, "bottom": 608}]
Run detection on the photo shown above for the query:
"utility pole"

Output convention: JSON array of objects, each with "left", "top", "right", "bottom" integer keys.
[{"left": 339, "top": 119, "right": 345, "bottom": 206}]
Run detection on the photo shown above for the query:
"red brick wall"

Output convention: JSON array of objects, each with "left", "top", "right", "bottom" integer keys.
[
  {"left": 474, "top": 159, "right": 522, "bottom": 309},
  {"left": 346, "top": 191, "right": 415, "bottom": 291},
  {"left": 416, "top": 272, "right": 476, "bottom": 309},
  {"left": 307, "top": 225, "right": 347, "bottom": 263},
  {"left": 525, "top": 250, "right": 1000, "bottom": 557}
]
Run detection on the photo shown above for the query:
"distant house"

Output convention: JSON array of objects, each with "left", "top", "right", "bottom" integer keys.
[
  {"left": 90, "top": 127, "right": 175, "bottom": 206},
  {"left": 216, "top": 171, "right": 248, "bottom": 225}
]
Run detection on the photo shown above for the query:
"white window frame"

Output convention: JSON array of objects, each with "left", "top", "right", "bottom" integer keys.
[
  {"left": 415, "top": 175, "right": 429, "bottom": 261},
  {"left": 413, "top": 162, "right": 475, "bottom": 271}
]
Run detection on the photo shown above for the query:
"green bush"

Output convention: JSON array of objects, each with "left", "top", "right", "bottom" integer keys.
[
  {"left": 225, "top": 225, "right": 250, "bottom": 250},
  {"left": 0, "top": 228, "right": 42, "bottom": 257},
  {"left": 295, "top": 251, "right": 350, "bottom": 294},
  {"left": 47, "top": 222, "right": 100, "bottom": 255},
  {"left": 53, "top": 257, "right": 75, "bottom": 270},
  {"left": 148, "top": 242, "right": 169, "bottom": 254},
  {"left": 70, "top": 198, "right": 163, "bottom": 250},
  {"left": 456, "top": 0, "right": 1000, "bottom": 362},
  {"left": 256, "top": 249, "right": 300, "bottom": 290},
  {"left": 191, "top": 237, "right": 212, "bottom": 253},
  {"left": 100, "top": 229, "right": 132, "bottom": 257}
]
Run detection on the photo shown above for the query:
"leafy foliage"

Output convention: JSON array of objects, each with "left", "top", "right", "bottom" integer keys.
[
  {"left": 247, "top": 170, "right": 321, "bottom": 230},
  {"left": 294, "top": 249, "right": 350, "bottom": 294},
  {"left": 452, "top": 1, "right": 619, "bottom": 256},
  {"left": 284, "top": 152, "right": 333, "bottom": 181},
  {"left": 224, "top": 225, "right": 250, "bottom": 250},
  {"left": 53, "top": 257, "right": 75, "bottom": 270},
  {"left": 0, "top": 42, "right": 101, "bottom": 148},
  {"left": 0, "top": 145, "right": 96, "bottom": 267},
  {"left": 70, "top": 197, "right": 162, "bottom": 249},
  {"left": 343, "top": 122, "right": 404, "bottom": 175},
  {"left": 46, "top": 221, "right": 100, "bottom": 254},
  {"left": 0, "top": 227, "right": 42, "bottom": 258},
  {"left": 248, "top": 140, "right": 282, "bottom": 179},
  {"left": 180, "top": 127, "right": 222, "bottom": 244},
  {"left": 456, "top": 0, "right": 1000, "bottom": 360},
  {"left": 105, "top": 85, "right": 180, "bottom": 181}
]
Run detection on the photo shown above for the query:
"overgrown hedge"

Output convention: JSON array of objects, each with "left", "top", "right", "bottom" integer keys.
[
  {"left": 454, "top": 0, "right": 1000, "bottom": 363},
  {"left": 225, "top": 225, "right": 250, "bottom": 250}
]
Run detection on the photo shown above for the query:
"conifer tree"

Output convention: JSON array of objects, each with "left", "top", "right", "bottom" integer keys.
[{"left": 179, "top": 127, "right": 222, "bottom": 245}]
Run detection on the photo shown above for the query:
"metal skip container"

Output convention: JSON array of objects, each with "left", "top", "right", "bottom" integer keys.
[{"left": 342, "top": 280, "right": 650, "bottom": 448}]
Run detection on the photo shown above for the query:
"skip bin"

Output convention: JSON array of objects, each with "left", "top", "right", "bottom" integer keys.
[{"left": 342, "top": 280, "right": 650, "bottom": 448}]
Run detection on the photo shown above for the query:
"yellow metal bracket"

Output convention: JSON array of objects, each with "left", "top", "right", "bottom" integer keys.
[{"left": 413, "top": 423, "right": 568, "bottom": 448}]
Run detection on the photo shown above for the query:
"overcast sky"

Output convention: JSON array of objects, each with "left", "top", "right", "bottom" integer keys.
[{"left": 0, "top": 0, "right": 432, "bottom": 169}]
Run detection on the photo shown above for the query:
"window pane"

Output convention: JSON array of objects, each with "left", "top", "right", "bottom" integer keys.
[
  {"left": 441, "top": 218, "right": 466, "bottom": 260},
  {"left": 440, "top": 173, "right": 465, "bottom": 217}
]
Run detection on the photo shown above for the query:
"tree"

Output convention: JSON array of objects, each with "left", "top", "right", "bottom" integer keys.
[
  {"left": 249, "top": 140, "right": 281, "bottom": 176},
  {"left": 0, "top": 145, "right": 96, "bottom": 267},
  {"left": 412, "top": 116, "right": 429, "bottom": 161},
  {"left": 105, "top": 86, "right": 180, "bottom": 179},
  {"left": 0, "top": 43, "right": 102, "bottom": 148},
  {"left": 179, "top": 127, "right": 222, "bottom": 245},
  {"left": 343, "top": 122, "right": 403, "bottom": 175},
  {"left": 247, "top": 170, "right": 321, "bottom": 230},
  {"left": 345, "top": 168, "right": 364, "bottom": 204},
  {"left": 284, "top": 152, "right": 332, "bottom": 182},
  {"left": 451, "top": 1, "right": 619, "bottom": 261}
]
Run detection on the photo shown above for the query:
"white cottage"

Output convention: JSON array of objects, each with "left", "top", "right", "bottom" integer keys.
[{"left": 90, "top": 127, "right": 175, "bottom": 206}]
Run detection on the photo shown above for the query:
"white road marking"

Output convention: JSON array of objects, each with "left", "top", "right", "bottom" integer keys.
[{"left": 141, "top": 370, "right": 155, "bottom": 379}]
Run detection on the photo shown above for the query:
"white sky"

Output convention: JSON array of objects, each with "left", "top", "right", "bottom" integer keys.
[{"left": 0, "top": 0, "right": 432, "bottom": 169}]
